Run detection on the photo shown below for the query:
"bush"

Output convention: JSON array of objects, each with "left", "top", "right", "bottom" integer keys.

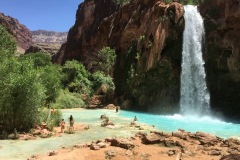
[
  {"left": 91, "top": 71, "right": 115, "bottom": 94},
  {"left": 48, "top": 109, "right": 62, "bottom": 131},
  {"left": 37, "top": 108, "right": 49, "bottom": 125},
  {"left": 19, "top": 52, "right": 52, "bottom": 68},
  {"left": 114, "top": 0, "right": 129, "bottom": 6},
  {"left": 51, "top": 90, "right": 86, "bottom": 109}
]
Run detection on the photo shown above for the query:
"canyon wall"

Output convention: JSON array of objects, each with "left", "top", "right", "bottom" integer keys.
[
  {"left": 0, "top": 12, "right": 32, "bottom": 53},
  {"left": 54, "top": 0, "right": 184, "bottom": 113},
  {"left": 199, "top": 0, "right": 240, "bottom": 119}
]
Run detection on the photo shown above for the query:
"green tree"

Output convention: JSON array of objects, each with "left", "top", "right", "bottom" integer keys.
[
  {"left": 20, "top": 53, "right": 63, "bottom": 104},
  {"left": 96, "top": 47, "right": 116, "bottom": 76},
  {"left": 39, "top": 65, "right": 63, "bottom": 104},
  {"left": 0, "top": 27, "right": 47, "bottom": 131},
  {"left": 62, "top": 60, "right": 93, "bottom": 95},
  {"left": 19, "top": 52, "right": 52, "bottom": 68},
  {"left": 0, "top": 25, "right": 16, "bottom": 59},
  {"left": 0, "top": 58, "right": 46, "bottom": 131}
]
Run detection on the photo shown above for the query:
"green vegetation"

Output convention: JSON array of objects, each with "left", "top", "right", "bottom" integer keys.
[
  {"left": 62, "top": 60, "right": 93, "bottom": 95},
  {"left": 114, "top": 0, "right": 129, "bottom": 6},
  {"left": 0, "top": 26, "right": 116, "bottom": 133},
  {"left": 0, "top": 26, "right": 45, "bottom": 131},
  {"left": 164, "top": 0, "right": 204, "bottom": 5},
  {"left": 51, "top": 90, "right": 86, "bottom": 109},
  {"left": 94, "top": 47, "right": 116, "bottom": 76},
  {"left": 91, "top": 71, "right": 115, "bottom": 94}
]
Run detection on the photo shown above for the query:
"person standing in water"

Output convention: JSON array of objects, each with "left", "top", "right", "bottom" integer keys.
[
  {"left": 116, "top": 106, "right": 119, "bottom": 113},
  {"left": 69, "top": 115, "right": 74, "bottom": 133},
  {"left": 60, "top": 119, "right": 65, "bottom": 133}
]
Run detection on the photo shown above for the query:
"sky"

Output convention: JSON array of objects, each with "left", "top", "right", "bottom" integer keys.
[{"left": 0, "top": 0, "right": 83, "bottom": 32}]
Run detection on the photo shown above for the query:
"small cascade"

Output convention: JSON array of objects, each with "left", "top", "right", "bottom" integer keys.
[{"left": 180, "top": 5, "right": 210, "bottom": 116}]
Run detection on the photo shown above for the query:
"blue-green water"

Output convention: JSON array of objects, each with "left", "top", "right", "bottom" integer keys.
[
  {"left": 118, "top": 110, "right": 240, "bottom": 138},
  {"left": 1, "top": 109, "right": 240, "bottom": 159}
]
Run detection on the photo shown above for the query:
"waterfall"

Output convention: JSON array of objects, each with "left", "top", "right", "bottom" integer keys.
[{"left": 180, "top": 5, "right": 210, "bottom": 116}]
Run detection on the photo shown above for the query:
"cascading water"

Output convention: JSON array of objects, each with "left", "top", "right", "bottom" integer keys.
[{"left": 180, "top": 5, "right": 210, "bottom": 116}]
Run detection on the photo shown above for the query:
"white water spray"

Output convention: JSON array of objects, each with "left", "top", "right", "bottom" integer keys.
[{"left": 180, "top": 5, "right": 210, "bottom": 116}]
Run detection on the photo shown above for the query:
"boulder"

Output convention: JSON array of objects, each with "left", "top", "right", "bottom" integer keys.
[
  {"left": 196, "top": 132, "right": 219, "bottom": 146},
  {"left": 109, "top": 138, "right": 135, "bottom": 149},
  {"left": 220, "top": 154, "right": 240, "bottom": 160},
  {"left": 49, "top": 151, "right": 58, "bottom": 156},
  {"left": 141, "top": 133, "right": 162, "bottom": 144}
]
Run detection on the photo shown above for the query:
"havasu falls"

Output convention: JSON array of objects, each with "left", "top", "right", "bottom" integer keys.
[{"left": 180, "top": 5, "right": 210, "bottom": 116}]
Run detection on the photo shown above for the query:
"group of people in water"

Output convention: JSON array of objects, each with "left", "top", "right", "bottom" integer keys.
[
  {"left": 100, "top": 106, "right": 138, "bottom": 127},
  {"left": 50, "top": 109, "right": 74, "bottom": 134},
  {"left": 60, "top": 115, "right": 74, "bottom": 133},
  {"left": 52, "top": 106, "right": 138, "bottom": 133}
]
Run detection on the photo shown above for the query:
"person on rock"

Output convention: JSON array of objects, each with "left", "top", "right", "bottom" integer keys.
[{"left": 130, "top": 116, "right": 138, "bottom": 126}]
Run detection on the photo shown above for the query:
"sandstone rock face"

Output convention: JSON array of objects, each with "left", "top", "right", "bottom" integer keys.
[
  {"left": 0, "top": 12, "right": 32, "bottom": 53},
  {"left": 25, "top": 30, "right": 68, "bottom": 56},
  {"left": 54, "top": 0, "right": 184, "bottom": 112},
  {"left": 53, "top": 0, "right": 119, "bottom": 64},
  {"left": 31, "top": 30, "right": 67, "bottom": 44},
  {"left": 25, "top": 43, "right": 62, "bottom": 56},
  {"left": 199, "top": 0, "right": 240, "bottom": 119}
]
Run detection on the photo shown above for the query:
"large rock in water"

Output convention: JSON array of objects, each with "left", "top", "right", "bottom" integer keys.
[
  {"left": 54, "top": 0, "right": 184, "bottom": 113},
  {"left": 0, "top": 12, "right": 32, "bottom": 53},
  {"left": 199, "top": 0, "right": 240, "bottom": 120}
]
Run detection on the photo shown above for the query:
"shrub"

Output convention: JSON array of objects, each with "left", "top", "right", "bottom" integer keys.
[
  {"left": 48, "top": 109, "right": 62, "bottom": 131},
  {"left": 62, "top": 60, "right": 93, "bottom": 95},
  {"left": 19, "top": 52, "right": 52, "bottom": 68},
  {"left": 37, "top": 108, "right": 49, "bottom": 125},
  {"left": 51, "top": 90, "right": 85, "bottom": 109},
  {"left": 91, "top": 71, "right": 115, "bottom": 94}
]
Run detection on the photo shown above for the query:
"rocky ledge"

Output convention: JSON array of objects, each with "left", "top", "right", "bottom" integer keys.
[{"left": 29, "top": 128, "right": 240, "bottom": 160}]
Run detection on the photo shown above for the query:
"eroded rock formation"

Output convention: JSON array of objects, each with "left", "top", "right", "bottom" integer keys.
[
  {"left": 54, "top": 0, "right": 184, "bottom": 113},
  {"left": 31, "top": 30, "right": 67, "bottom": 44},
  {"left": 199, "top": 0, "right": 240, "bottom": 119},
  {"left": 0, "top": 12, "right": 32, "bottom": 53},
  {"left": 25, "top": 30, "right": 68, "bottom": 56}
]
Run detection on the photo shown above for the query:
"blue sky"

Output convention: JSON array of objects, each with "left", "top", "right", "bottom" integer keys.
[{"left": 0, "top": 0, "right": 83, "bottom": 32}]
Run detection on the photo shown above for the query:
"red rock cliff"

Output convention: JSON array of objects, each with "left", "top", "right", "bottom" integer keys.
[
  {"left": 199, "top": 0, "right": 240, "bottom": 119},
  {"left": 54, "top": 0, "right": 184, "bottom": 112},
  {"left": 0, "top": 12, "right": 32, "bottom": 53}
]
